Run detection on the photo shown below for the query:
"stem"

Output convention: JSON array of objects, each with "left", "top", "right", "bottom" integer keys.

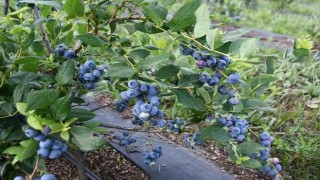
[
  {"left": 73, "top": 150, "right": 88, "bottom": 180},
  {"left": 29, "top": 156, "right": 39, "bottom": 180},
  {"left": 107, "top": 0, "right": 129, "bottom": 25},
  {"left": 33, "top": 6, "right": 53, "bottom": 55},
  {"left": 3, "top": 0, "right": 9, "bottom": 15}
]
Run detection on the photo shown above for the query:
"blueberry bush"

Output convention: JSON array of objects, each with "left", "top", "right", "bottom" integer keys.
[{"left": 0, "top": 0, "right": 293, "bottom": 179}]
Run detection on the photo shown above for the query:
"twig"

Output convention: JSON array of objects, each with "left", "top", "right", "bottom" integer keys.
[
  {"left": 3, "top": 0, "right": 9, "bottom": 15},
  {"left": 109, "top": 16, "right": 146, "bottom": 23},
  {"left": 107, "top": 0, "right": 129, "bottom": 24},
  {"left": 29, "top": 156, "right": 39, "bottom": 179},
  {"left": 33, "top": 6, "right": 53, "bottom": 55}
]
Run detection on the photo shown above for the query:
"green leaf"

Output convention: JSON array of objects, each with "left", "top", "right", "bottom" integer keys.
[
  {"left": 237, "top": 141, "right": 266, "bottom": 155},
  {"left": 64, "top": 0, "right": 84, "bottom": 18},
  {"left": 66, "top": 108, "right": 96, "bottom": 122},
  {"left": 240, "top": 159, "right": 262, "bottom": 169},
  {"left": 265, "top": 57, "right": 275, "bottom": 74},
  {"left": 250, "top": 75, "right": 277, "bottom": 96},
  {"left": 199, "top": 125, "right": 230, "bottom": 142},
  {"left": 137, "top": 53, "right": 170, "bottom": 68},
  {"left": 60, "top": 131, "right": 70, "bottom": 141},
  {"left": 178, "top": 73, "right": 201, "bottom": 87},
  {"left": 16, "top": 102, "right": 29, "bottom": 116},
  {"left": 292, "top": 48, "right": 309, "bottom": 62},
  {"left": 107, "top": 63, "right": 137, "bottom": 78},
  {"left": 14, "top": 56, "right": 41, "bottom": 65},
  {"left": 167, "top": 0, "right": 201, "bottom": 32},
  {"left": 240, "top": 38, "right": 259, "bottom": 58},
  {"left": 18, "top": 0, "right": 62, "bottom": 8},
  {"left": 71, "top": 126, "right": 107, "bottom": 151},
  {"left": 158, "top": 0, "right": 176, "bottom": 7},
  {"left": 156, "top": 64, "right": 180, "bottom": 79},
  {"left": 222, "top": 28, "right": 250, "bottom": 42},
  {"left": 49, "top": 96, "right": 71, "bottom": 121},
  {"left": 171, "top": 89, "right": 206, "bottom": 111},
  {"left": 26, "top": 89, "right": 60, "bottom": 111},
  {"left": 206, "top": 29, "right": 223, "bottom": 49},
  {"left": 128, "top": 49, "right": 150, "bottom": 60},
  {"left": 194, "top": 4, "right": 210, "bottom": 38},
  {"left": 142, "top": 1, "right": 168, "bottom": 27},
  {"left": 134, "top": 22, "right": 163, "bottom": 34},
  {"left": 49, "top": 123, "right": 64, "bottom": 133},
  {"left": 76, "top": 33, "right": 106, "bottom": 47},
  {"left": 197, "top": 87, "right": 211, "bottom": 104},
  {"left": 13, "top": 83, "right": 25, "bottom": 104},
  {"left": 27, "top": 115, "right": 43, "bottom": 130},
  {"left": 55, "top": 60, "right": 75, "bottom": 85},
  {"left": 242, "top": 99, "right": 274, "bottom": 111},
  {"left": 3, "top": 139, "right": 38, "bottom": 164}
]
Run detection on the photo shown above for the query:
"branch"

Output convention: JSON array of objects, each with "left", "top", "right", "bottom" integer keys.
[
  {"left": 3, "top": 0, "right": 9, "bottom": 15},
  {"left": 109, "top": 16, "right": 146, "bottom": 23},
  {"left": 107, "top": 0, "right": 129, "bottom": 24},
  {"left": 33, "top": 6, "right": 53, "bottom": 55}
]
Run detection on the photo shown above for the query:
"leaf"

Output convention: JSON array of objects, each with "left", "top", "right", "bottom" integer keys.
[
  {"left": 26, "top": 89, "right": 60, "bottom": 111},
  {"left": 49, "top": 123, "right": 64, "bottom": 133},
  {"left": 178, "top": 73, "right": 201, "bottom": 87},
  {"left": 250, "top": 75, "right": 277, "bottom": 96},
  {"left": 128, "top": 49, "right": 150, "bottom": 60},
  {"left": 137, "top": 53, "right": 170, "bottom": 68},
  {"left": 167, "top": 0, "right": 201, "bottom": 32},
  {"left": 16, "top": 102, "right": 29, "bottom": 116},
  {"left": 60, "top": 131, "right": 70, "bottom": 141},
  {"left": 222, "top": 28, "right": 250, "bottom": 42},
  {"left": 13, "top": 83, "right": 25, "bottom": 104},
  {"left": 156, "top": 64, "right": 180, "bottom": 79},
  {"left": 27, "top": 115, "right": 43, "bottom": 130},
  {"left": 206, "top": 29, "right": 223, "bottom": 49},
  {"left": 237, "top": 141, "right": 266, "bottom": 155},
  {"left": 76, "top": 33, "right": 106, "bottom": 47},
  {"left": 134, "top": 22, "right": 163, "bottom": 34},
  {"left": 240, "top": 38, "right": 259, "bottom": 58},
  {"left": 171, "top": 89, "right": 206, "bottom": 111},
  {"left": 197, "top": 87, "right": 211, "bottom": 104},
  {"left": 265, "top": 57, "right": 275, "bottom": 74},
  {"left": 194, "top": 4, "right": 210, "bottom": 38},
  {"left": 242, "top": 99, "right": 274, "bottom": 111},
  {"left": 199, "top": 125, "right": 230, "bottom": 142},
  {"left": 292, "top": 48, "right": 309, "bottom": 62},
  {"left": 49, "top": 96, "right": 71, "bottom": 121},
  {"left": 55, "top": 60, "right": 75, "bottom": 85},
  {"left": 107, "top": 63, "right": 137, "bottom": 78},
  {"left": 71, "top": 126, "right": 107, "bottom": 151},
  {"left": 142, "top": 1, "right": 168, "bottom": 27},
  {"left": 240, "top": 159, "right": 262, "bottom": 169},
  {"left": 66, "top": 108, "right": 96, "bottom": 122},
  {"left": 64, "top": 0, "right": 84, "bottom": 18},
  {"left": 3, "top": 139, "right": 38, "bottom": 164},
  {"left": 18, "top": 0, "right": 62, "bottom": 8},
  {"left": 14, "top": 56, "right": 41, "bottom": 65}
]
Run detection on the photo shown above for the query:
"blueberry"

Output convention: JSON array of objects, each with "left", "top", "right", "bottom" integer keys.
[
  {"left": 156, "top": 110, "right": 164, "bottom": 119},
  {"left": 157, "top": 120, "right": 167, "bottom": 128},
  {"left": 262, "top": 164, "right": 271, "bottom": 173},
  {"left": 221, "top": 56, "right": 231, "bottom": 65},
  {"left": 225, "top": 120, "right": 233, "bottom": 127},
  {"left": 260, "top": 149, "right": 270, "bottom": 156},
  {"left": 240, "top": 127, "right": 248, "bottom": 134},
  {"left": 143, "top": 159, "right": 152, "bottom": 165},
  {"left": 206, "top": 56, "right": 216, "bottom": 67},
  {"left": 228, "top": 89, "right": 236, "bottom": 98},
  {"left": 179, "top": 45, "right": 193, "bottom": 55},
  {"left": 150, "top": 96, "right": 160, "bottom": 106},
  {"left": 120, "top": 91, "right": 130, "bottom": 100},
  {"left": 40, "top": 174, "right": 56, "bottom": 180},
  {"left": 214, "top": 72, "right": 223, "bottom": 79},
  {"left": 64, "top": 49, "right": 75, "bottom": 59},
  {"left": 260, "top": 132, "right": 271, "bottom": 140},
  {"left": 126, "top": 89, "right": 140, "bottom": 98},
  {"left": 120, "top": 140, "right": 129, "bottom": 146},
  {"left": 55, "top": 44, "right": 67, "bottom": 56},
  {"left": 275, "top": 164, "right": 282, "bottom": 172},
  {"left": 154, "top": 145, "right": 162, "bottom": 153},
  {"left": 218, "top": 85, "right": 228, "bottom": 95},
  {"left": 84, "top": 82, "right": 95, "bottom": 90},
  {"left": 92, "top": 70, "right": 102, "bottom": 77},
  {"left": 267, "top": 169, "right": 277, "bottom": 177},
  {"left": 236, "top": 134, "right": 245, "bottom": 142},
  {"left": 149, "top": 106, "right": 159, "bottom": 116},
  {"left": 273, "top": 176, "right": 280, "bottom": 180},
  {"left": 14, "top": 176, "right": 25, "bottom": 180},
  {"left": 48, "top": 149, "right": 62, "bottom": 159},
  {"left": 226, "top": 73, "right": 241, "bottom": 84},
  {"left": 37, "top": 148, "right": 50, "bottom": 158},
  {"left": 79, "top": 65, "right": 89, "bottom": 74},
  {"left": 52, "top": 140, "right": 63, "bottom": 150},
  {"left": 218, "top": 117, "right": 227, "bottom": 125},
  {"left": 34, "top": 134, "right": 45, "bottom": 141},
  {"left": 143, "top": 152, "right": 150, "bottom": 159},
  {"left": 42, "top": 126, "right": 51, "bottom": 136},
  {"left": 25, "top": 128, "right": 39, "bottom": 138},
  {"left": 231, "top": 127, "right": 241, "bottom": 135},
  {"left": 228, "top": 98, "right": 240, "bottom": 105},
  {"left": 60, "top": 144, "right": 68, "bottom": 152},
  {"left": 122, "top": 130, "right": 129, "bottom": 137},
  {"left": 208, "top": 77, "right": 219, "bottom": 86},
  {"left": 272, "top": 158, "right": 280, "bottom": 164},
  {"left": 259, "top": 155, "right": 268, "bottom": 160},
  {"left": 217, "top": 59, "right": 227, "bottom": 69},
  {"left": 229, "top": 132, "right": 237, "bottom": 138},
  {"left": 139, "top": 83, "right": 149, "bottom": 92},
  {"left": 199, "top": 73, "right": 210, "bottom": 83},
  {"left": 128, "top": 80, "right": 139, "bottom": 89},
  {"left": 140, "top": 103, "right": 152, "bottom": 112},
  {"left": 235, "top": 121, "right": 244, "bottom": 128},
  {"left": 148, "top": 152, "right": 158, "bottom": 160},
  {"left": 196, "top": 60, "right": 208, "bottom": 68},
  {"left": 39, "top": 139, "right": 53, "bottom": 149},
  {"left": 148, "top": 85, "right": 158, "bottom": 95},
  {"left": 261, "top": 140, "right": 271, "bottom": 147},
  {"left": 128, "top": 138, "right": 137, "bottom": 144},
  {"left": 84, "top": 60, "right": 96, "bottom": 69},
  {"left": 192, "top": 51, "right": 202, "bottom": 60}
]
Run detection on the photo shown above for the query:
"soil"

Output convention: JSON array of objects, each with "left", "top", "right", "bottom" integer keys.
[
  {"left": 45, "top": 147, "right": 149, "bottom": 180},
  {"left": 94, "top": 93, "right": 272, "bottom": 180}
]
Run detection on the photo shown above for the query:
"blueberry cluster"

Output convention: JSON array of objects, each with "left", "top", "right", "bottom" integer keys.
[
  {"left": 78, "top": 60, "right": 106, "bottom": 90},
  {"left": 115, "top": 130, "right": 137, "bottom": 146},
  {"left": 180, "top": 45, "right": 241, "bottom": 106},
  {"left": 55, "top": 44, "right": 75, "bottom": 59},
  {"left": 183, "top": 132, "right": 204, "bottom": 147},
  {"left": 24, "top": 128, "right": 68, "bottom": 159},
  {"left": 119, "top": 80, "right": 164, "bottom": 125},
  {"left": 218, "top": 115, "right": 249, "bottom": 143},
  {"left": 142, "top": 145, "right": 163, "bottom": 166},
  {"left": 14, "top": 173, "right": 56, "bottom": 180},
  {"left": 260, "top": 131, "right": 274, "bottom": 147},
  {"left": 149, "top": 119, "right": 167, "bottom": 128},
  {"left": 166, "top": 119, "right": 186, "bottom": 133},
  {"left": 114, "top": 99, "right": 129, "bottom": 112},
  {"left": 262, "top": 158, "right": 282, "bottom": 180}
]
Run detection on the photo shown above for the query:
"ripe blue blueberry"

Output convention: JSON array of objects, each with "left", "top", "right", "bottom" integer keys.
[
  {"left": 275, "top": 164, "right": 282, "bottom": 172},
  {"left": 229, "top": 132, "right": 237, "bottom": 138},
  {"left": 260, "top": 131, "right": 271, "bottom": 140},
  {"left": 34, "top": 134, "right": 45, "bottom": 141},
  {"left": 14, "top": 176, "right": 25, "bottom": 180},
  {"left": 126, "top": 89, "right": 140, "bottom": 98},
  {"left": 79, "top": 65, "right": 89, "bottom": 74},
  {"left": 148, "top": 85, "right": 158, "bottom": 95},
  {"left": 267, "top": 169, "right": 277, "bottom": 177},
  {"left": 139, "top": 103, "right": 152, "bottom": 112},
  {"left": 208, "top": 77, "right": 220, "bottom": 86},
  {"left": 228, "top": 98, "right": 240, "bottom": 105},
  {"left": 259, "top": 155, "right": 268, "bottom": 161},
  {"left": 154, "top": 145, "right": 162, "bottom": 153},
  {"left": 39, "top": 139, "right": 53, "bottom": 149},
  {"left": 225, "top": 120, "right": 233, "bottom": 127},
  {"left": 55, "top": 44, "right": 67, "bottom": 56},
  {"left": 218, "top": 117, "right": 227, "bottom": 125},
  {"left": 120, "top": 140, "right": 129, "bottom": 146},
  {"left": 40, "top": 174, "right": 56, "bottom": 180},
  {"left": 84, "top": 60, "right": 96, "bottom": 69},
  {"left": 226, "top": 73, "right": 241, "bottom": 84},
  {"left": 92, "top": 70, "right": 102, "bottom": 77},
  {"left": 232, "top": 127, "right": 241, "bottom": 135},
  {"left": 139, "top": 83, "right": 149, "bottom": 92},
  {"left": 149, "top": 106, "right": 159, "bottom": 116},
  {"left": 128, "top": 80, "right": 139, "bottom": 89},
  {"left": 262, "top": 165, "right": 271, "bottom": 173},
  {"left": 156, "top": 110, "right": 164, "bottom": 119},
  {"left": 218, "top": 85, "right": 228, "bottom": 95},
  {"left": 48, "top": 150, "right": 62, "bottom": 159},
  {"left": 122, "top": 130, "right": 129, "bottom": 137},
  {"left": 157, "top": 120, "right": 167, "bottom": 128},
  {"left": 150, "top": 96, "right": 160, "bottom": 106},
  {"left": 206, "top": 56, "right": 217, "bottom": 67},
  {"left": 120, "top": 91, "right": 130, "bottom": 100},
  {"left": 128, "top": 138, "right": 137, "bottom": 144},
  {"left": 83, "top": 73, "right": 95, "bottom": 81},
  {"left": 221, "top": 56, "right": 231, "bottom": 65},
  {"left": 60, "top": 144, "right": 68, "bottom": 152},
  {"left": 52, "top": 140, "right": 63, "bottom": 150},
  {"left": 42, "top": 126, "right": 51, "bottom": 136},
  {"left": 260, "top": 148, "right": 270, "bottom": 156},
  {"left": 236, "top": 134, "right": 245, "bottom": 142},
  {"left": 228, "top": 89, "right": 236, "bottom": 98},
  {"left": 192, "top": 51, "right": 202, "bottom": 60},
  {"left": 241, "top": 127, "right": 248, "bottom": 134},
  {"left": 214, "top": 72, "right": 223, "bottom": 79},
  {"left": 37, "top": 148, "right": 50, "bottom": 158},
  {"left": 25, "top": 128, "right": 39, "bottom": 138},
  {"left": 179, "top": 45, "right": 193, "bottom": 55},
  {"left": 235, "top": 121, "right": 244, "bottom": 128},
  {"left": 199, "top": 73, "right": 210, "bottom": 83},
  {"left": 64, "top": 49, "right": 75, "bottom": 59},
  {"left": 217, "top": 59, "right": 227, "bottom": 69},
  {"left": 84, "top": 82, "right": 95, "bottom": 90},
  {"left": 261, "top": 140, "right": 271, "bottom": 147}
]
